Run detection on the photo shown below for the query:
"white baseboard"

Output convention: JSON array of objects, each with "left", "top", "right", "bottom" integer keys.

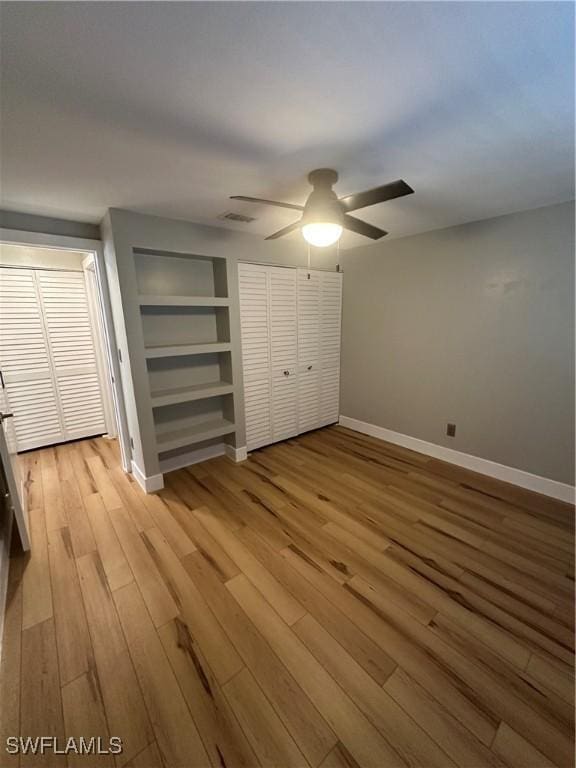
[
  {"left": 225, "top": 445, "right": 248, "bottom": 462},
  {"left": 338, "top": 416, "right": 575, "bottom": 504},
  {"left": 131, "top": 461, "right": 164, "bottom": 494},
  {"left": 131, "top": 443, "right": 248, "bottom": 491}
]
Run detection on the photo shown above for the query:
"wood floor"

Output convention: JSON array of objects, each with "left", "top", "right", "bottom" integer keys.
[{"left": 1, "top": 426, "right": 574, "bottom": 768}]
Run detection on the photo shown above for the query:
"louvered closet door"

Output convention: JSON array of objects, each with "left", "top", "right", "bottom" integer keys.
[
  {"left": 240, "top": 264, "right": 342, "bottom": 452},
  {"left": 238, "top": 264, "right": 272, "bottom": 450},
  {"left": 296, "top": 269, "right": 343, "bottom": 434},
  {"left": 296, "top": 268, "right": 321, "bottom": 433},
  {"left": 318, "top": 271, "right": 342, "bottom": 426},
  {"left": 0, "top": 268, "right": 64, "bottom": 450},
  {"left": 269, "top": 267, "right": 298, "bottom": 442},
  {"left": 36, "top": 270, "right": 106, "bottom": 441}
]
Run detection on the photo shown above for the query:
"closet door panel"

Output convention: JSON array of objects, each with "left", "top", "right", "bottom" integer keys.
[
  {"left": 296, "top": 269, "right": 321, "bottom": 433},
  {"left": 58, "top": 372, "right": 107, "bottom": 439},
  {"left": 240, "top": 265, "right": 342, "bottom": 451},
  {"left": 271, "top": 371, "right": 298, "bottom": 441},
  {"left": 36, "top": 270, "right": 106, "bottom": 441},
  {"left": 297, "top": 365, "right": 320, "bottom": 433},
  {"left": 296, "top": 269, "right": 321, "bottom": 363},
  {"left": 2, "top": 381, "right": 63, "bottom": 451},
  {"left": 238, "top": 264, "right": 272, "bottom": 450},
  {"left": 0, "top": 268, "right": 64, "bottom": 450},
  {"left": 269, "top": 268, "right": 298, "bottom": 442}
]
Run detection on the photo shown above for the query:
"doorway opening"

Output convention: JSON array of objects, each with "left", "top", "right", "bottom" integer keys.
[
  {"left": 0, "top": 243, "right": 116, "bottom": 450},
  {"left": 0, "top": 232, "right": 130, "bottom": 557}
]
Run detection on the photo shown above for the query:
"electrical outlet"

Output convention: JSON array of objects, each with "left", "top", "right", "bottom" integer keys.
[{"left": 446, "top": 423, "right": 456, "bottom": 437}]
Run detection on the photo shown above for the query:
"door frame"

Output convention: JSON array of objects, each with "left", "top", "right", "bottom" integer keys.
[
  {"left": 0, "top": 227, "right": 131, "bottom": 472},
  {"left": 82, "top": 252, "right": 117, "bottom": 439}
]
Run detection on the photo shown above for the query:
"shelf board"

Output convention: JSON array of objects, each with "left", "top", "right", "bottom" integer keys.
[
  {"left": 144, "top": 341, "right": 232, "bottom": 359},
  {"left": 150, "top": 381, "right": 234, "bottom": 408},
  {"left": 159, "top": 443, "right": 227, "bottom": 474},
  {"left": 134, "top": 247, "right": 226, "bottom": 262},
  {"left": 139, "top": 295, "right": 229, "bottom": 307},
  {"left": 156, "top": 418, "right": 235, "bottom": 453}
]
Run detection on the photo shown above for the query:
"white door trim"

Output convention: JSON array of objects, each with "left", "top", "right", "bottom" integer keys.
[
  {"left": 82, "top": 254, "right": 117, "bottom": 438},
  {"left": 0, "top": 509, "right": 14, "bottom": 662}
]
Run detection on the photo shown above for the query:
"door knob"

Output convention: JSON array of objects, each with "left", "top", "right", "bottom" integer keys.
[
  {"left": 307, "top": 365, "right": 313, "bottom": 371},
  {"left": 0, "top": 412, "right": 14, "bottom": 422}
]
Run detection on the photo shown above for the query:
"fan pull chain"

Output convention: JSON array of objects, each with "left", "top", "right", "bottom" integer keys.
[{"left": 307, "top": 243, "right": 311, "bottom": 279}]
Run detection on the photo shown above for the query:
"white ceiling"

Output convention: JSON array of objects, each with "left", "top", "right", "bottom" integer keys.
[{"left": 1, "top": 2, "right": 573, "bottom": 248}]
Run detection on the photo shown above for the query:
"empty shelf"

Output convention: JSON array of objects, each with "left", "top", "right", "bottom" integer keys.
[
  {"left": 134, "top": 247, "right": 226, "bottom": 262},
  {"left": 144, "top": 342, "right": 232, "bottom": 359},
  {"left": 156, "top": 418, "right": 235, "bottom": 453},
  {"left": 139, "top": 295, "right": 230, "bottom": 307},
  {"left": 150, "top": 381, "right": 234, "bottom": 407}
]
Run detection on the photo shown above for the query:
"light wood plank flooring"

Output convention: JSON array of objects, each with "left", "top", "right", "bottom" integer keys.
[{"left": 1, "top": 426, "right": 574, "bottom": 767}]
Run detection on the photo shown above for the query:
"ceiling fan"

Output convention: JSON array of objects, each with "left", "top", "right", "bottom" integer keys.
[{"left": 231, "top": 169, "right": 414, "bottom": 247}]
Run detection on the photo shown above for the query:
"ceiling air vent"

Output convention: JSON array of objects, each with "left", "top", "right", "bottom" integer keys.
[{"left": 218, "top": 211, "right": 256, "bottom": 223}]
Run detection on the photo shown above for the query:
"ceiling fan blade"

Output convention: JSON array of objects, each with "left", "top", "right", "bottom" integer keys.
[
  {"left": 339, "top": 179, "right": 414, "bottom": 212},
  {"left": 265, "top": 220, "right": 302, "bottom": 240},
  {"left": 342, "top": 214, "right": 388, "bottom": 240},
  {"left": 230, "top": 196, "right": 304, "bottom": 211}
]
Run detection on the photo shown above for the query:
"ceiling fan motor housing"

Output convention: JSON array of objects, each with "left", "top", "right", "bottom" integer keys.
[
  {"left": 303, "top": 169, "right": 343, "bottom": 225},
  {"left": 308, "top": 168, "right": 339, "bottom": 188}
]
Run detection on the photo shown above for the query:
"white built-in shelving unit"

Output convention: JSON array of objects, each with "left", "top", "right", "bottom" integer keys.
[{"left": 134, "top": 248, "right": 237, "bottom": 476}]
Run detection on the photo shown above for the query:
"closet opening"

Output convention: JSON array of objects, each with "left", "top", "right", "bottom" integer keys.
[
  {"left": 238, "top": 263, "right": 343, "bottom": 454},
  {"left": 0, "top": 234, "right": 130, "bottom": 550}
]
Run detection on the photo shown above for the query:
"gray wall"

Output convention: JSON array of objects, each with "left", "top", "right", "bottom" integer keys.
[
  {"left": 0, "top": 209, "right": 100, "bottom": 240},
  {"left": 340, "top": 201, "right": 575, "bottom": 485}
]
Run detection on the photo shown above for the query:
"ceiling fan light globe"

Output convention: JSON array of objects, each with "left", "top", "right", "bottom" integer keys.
[{"left": 301, "top": 222, "right": 343, "bottom": 248}]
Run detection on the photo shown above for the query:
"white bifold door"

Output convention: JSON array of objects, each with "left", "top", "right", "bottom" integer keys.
[
  {"left": 238, "top": 263, "right": 342, "bottom": 452},
  {"left": 0, "top": 267, "right": 107, "bottom": 452}
]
